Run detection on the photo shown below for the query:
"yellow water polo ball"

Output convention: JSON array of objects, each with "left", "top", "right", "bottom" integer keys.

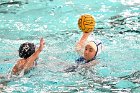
[{"left": 78, "top": 14, "right": 96, "bottom": 33}]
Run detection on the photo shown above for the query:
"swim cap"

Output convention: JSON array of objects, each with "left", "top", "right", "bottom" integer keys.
[{"left": 19, "top": 42, "right": 35, "bottom": 59}]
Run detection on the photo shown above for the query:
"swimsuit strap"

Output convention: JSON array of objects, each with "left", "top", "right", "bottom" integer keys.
[{"left": 34, "top": 59, "right": 38, "bottom": 66}]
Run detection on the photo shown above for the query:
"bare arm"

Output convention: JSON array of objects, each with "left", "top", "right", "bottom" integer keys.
[
  {"left": 75, "top": 32, "right": 91, "bottom": 55},
  {"left": 24, "top": 38, "right": 45, "bottom": 70}
]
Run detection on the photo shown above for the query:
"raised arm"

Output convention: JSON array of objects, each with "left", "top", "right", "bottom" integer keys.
[
  {"left": 75, "top": 32, "right": 91, "bottom": 55},
  {"left": 24, "top": 38, "right": 45, "bottom": 70}
]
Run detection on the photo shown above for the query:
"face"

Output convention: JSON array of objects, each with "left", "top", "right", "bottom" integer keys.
[{"left": 84, "top": 45, "right": 96, "bottom": 61}]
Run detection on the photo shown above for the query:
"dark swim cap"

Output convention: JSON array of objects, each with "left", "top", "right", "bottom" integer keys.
[{"left": 19, "top": 42, "right": 35, "bottom": 59}]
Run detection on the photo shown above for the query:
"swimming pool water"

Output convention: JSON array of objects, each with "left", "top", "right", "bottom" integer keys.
[{"left": 0, "top": 0, "right": 140, "bottom": 92}]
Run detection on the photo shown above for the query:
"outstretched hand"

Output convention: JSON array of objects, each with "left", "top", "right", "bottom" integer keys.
[{"left": 39, "top": 38, "right": 45, "bottom": 51}]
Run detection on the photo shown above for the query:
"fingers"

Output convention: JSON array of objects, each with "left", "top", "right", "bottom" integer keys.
[
  {"left": 40, "top": 38, "right": 45, "bottom": 45},
  {"left": 40, "top": 38, "right": 44, "bottom": 42}
]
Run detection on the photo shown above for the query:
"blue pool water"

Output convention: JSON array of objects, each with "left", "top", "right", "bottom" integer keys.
[{"left": 0, "top": 0, "right": 140, "bottom": 92}]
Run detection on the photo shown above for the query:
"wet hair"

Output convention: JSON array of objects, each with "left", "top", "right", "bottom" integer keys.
[{"left": 19, "top": 42, "right": 35, "bottom": 59}]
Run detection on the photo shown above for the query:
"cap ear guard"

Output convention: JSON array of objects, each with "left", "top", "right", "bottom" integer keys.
[{"left": 94, "top": 40, "right": 102, "bottom": 56}]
